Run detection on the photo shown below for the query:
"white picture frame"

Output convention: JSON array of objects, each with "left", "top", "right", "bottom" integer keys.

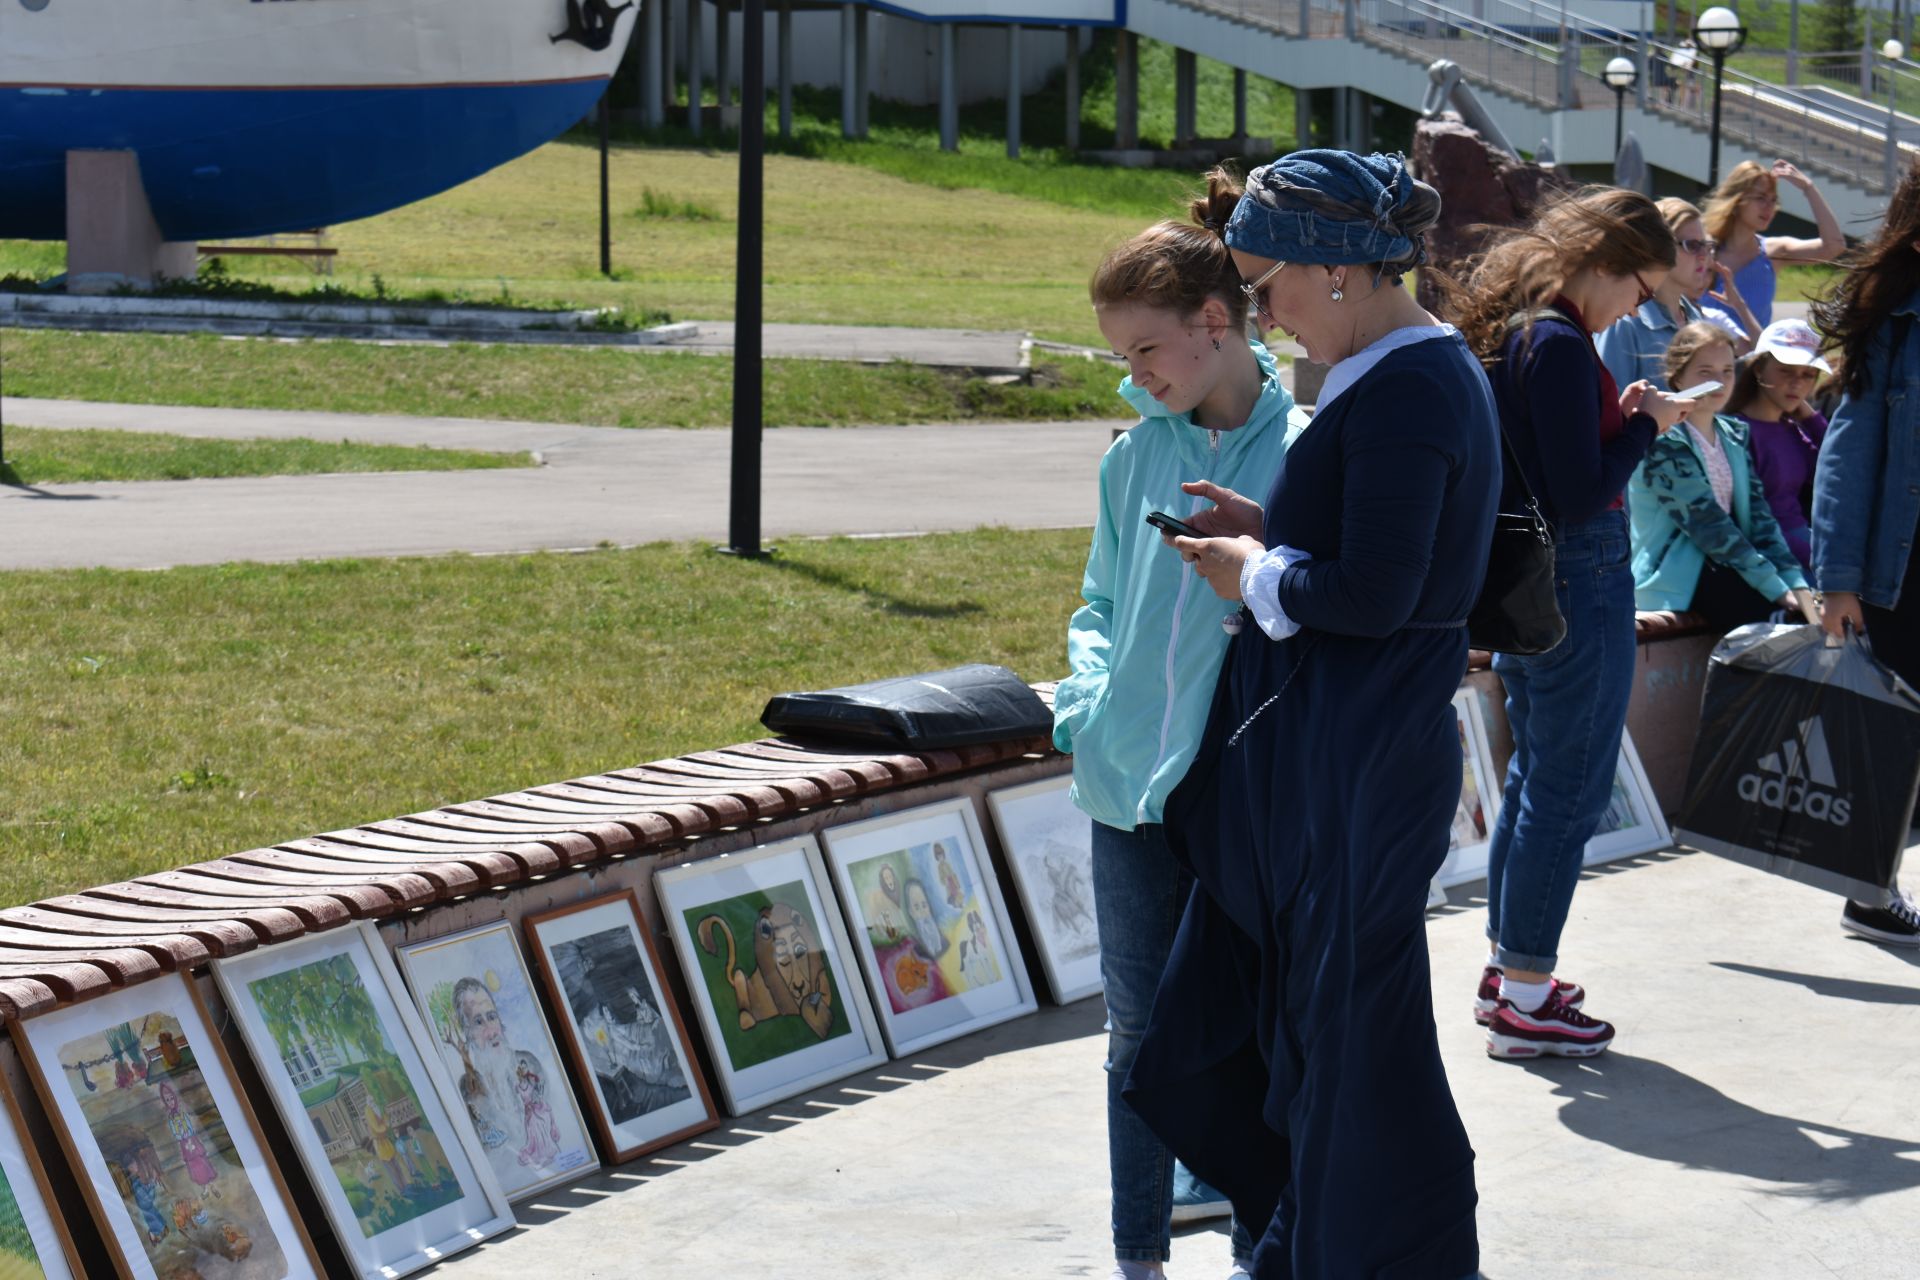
[
  {"left": 655, "top": 836, "right": 887, "bottom": 1115},
  {"left": 212, "top": 921, "right": 513, "bottom": 1280},
  {"left": 1438, "top": 688, "right": 1503, "bottom": 888},
  {"left": 820, "top": 797, "right": 1039, "bottom": 1057},
  {"left": 523, "top": 891, "right": 719, "bottom": 1161},
  {"left": 1585, "top": 730, "right": 1674, "bottom": 866},
  {"left": 984, "top": 775, "right": 1102, "bottom": 1004},
  {"left": 0, "top": 1063, "right": 81, "bottom": 1280},
  {"left": 394, "top": 919, "right": 601, "bottom": 1200},
  {"left": 9, "top": 975, "right": 325, "bottom": 1280}
]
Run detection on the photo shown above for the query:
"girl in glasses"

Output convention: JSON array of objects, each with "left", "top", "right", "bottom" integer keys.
[
  {"left": 1598, "top": 196, "right": 1753, "bottom": 391},
  {"left": 1704, "top": 159, "right": 1846, "bottom": 332},
  {"left": 1062, "top": 166, "right": 1304, "bottom": 1280},
  {"left": 1450, "top": 187, "right": 1687, "bottom": 1061}
]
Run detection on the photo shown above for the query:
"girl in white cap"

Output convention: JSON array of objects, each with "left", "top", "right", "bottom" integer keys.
[{"left": 1725, "top": 317, "right": 1834, "bottom": 574}]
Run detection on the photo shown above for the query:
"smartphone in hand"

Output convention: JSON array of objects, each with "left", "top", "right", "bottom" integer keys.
[
  {"left": 1146, "top": 511, "right": 1203, "bottom": 540},
  {"left": 1667, "top": 380, "right": 1723, "bottom": 402}
]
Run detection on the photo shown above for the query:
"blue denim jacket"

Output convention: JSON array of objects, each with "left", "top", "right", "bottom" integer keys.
[{"left": 1811, "top": 290, "right": 1920, "bottom": 607}]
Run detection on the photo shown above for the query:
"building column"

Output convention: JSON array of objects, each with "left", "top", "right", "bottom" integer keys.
[
  {"left": 1175, "top": 48, "right": 1197, "bottom": 146},
  {"left": 1295, "top": 85, "right": 1313, "bottom": 148},
  {"left": 1116, "top": 30, "right": 1139, "bottom": 150},
  {"left": 840, "top": 4, "right": 857, "bottom": 138},
  {"left": 778, "top": 0, "right": 794, "bottom": 138},
  {"left": 661, "top": 0, "right": 676, "bottom": 120},
  {"left": 939, "top": 23, "right": 958, "bottom": 151},
  {"left": 1064, "top": 26, "right": 1082, "bottom": 151},
  {"left": 640, "top": 0, "right": 663, "bottom": 126},
  {"left": 1233, "top": 68, "right": 1248, "bottom": 145},
  {"left": 1007, "top": 25, "right": 1023, "bottom": 158},
  {"left": 686, "top": 0, "right": 704, "bottom": 134},
  {"left": 716, "top": 0, "right": 732, "bottom": 113},
  {"left": 854, "top": 4, "right": 870, "bottom": 138}
]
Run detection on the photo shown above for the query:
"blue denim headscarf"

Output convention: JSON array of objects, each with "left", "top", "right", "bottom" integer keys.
[{"left": 1225, "top": 150, "right": 1436, "bottom": 272}]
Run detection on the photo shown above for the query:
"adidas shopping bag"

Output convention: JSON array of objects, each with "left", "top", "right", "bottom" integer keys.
[{"left": 1675, "top": 622, "right": 1920, "bottom": 902}]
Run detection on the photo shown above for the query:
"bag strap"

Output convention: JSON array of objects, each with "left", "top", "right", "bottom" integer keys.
[{"left": 1488, "top": 310, "right": 1562, "bottom": 545}]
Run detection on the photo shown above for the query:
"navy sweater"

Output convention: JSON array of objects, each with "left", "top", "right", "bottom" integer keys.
[{"left": 1491, "top": 306, "right": 1658, "bottom": 527}]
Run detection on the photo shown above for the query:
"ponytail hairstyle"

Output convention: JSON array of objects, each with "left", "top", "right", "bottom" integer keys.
[
  {"left": 1449, "top": 185, "right": 1678, "bottom": 360},
  {"left": 1090, "top": 166, "right": 1250, "bottom": 330},
  {"left": 1662, "top": 321, "right": 1737, "bottom": 391},
  {"left": 1810, "top": 155, "right": 1920, "bottom": 398}
]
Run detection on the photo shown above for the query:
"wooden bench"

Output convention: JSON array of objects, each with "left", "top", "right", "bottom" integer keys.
[{"left": 197, "top": 230, "right": 338, "bottom": 275}]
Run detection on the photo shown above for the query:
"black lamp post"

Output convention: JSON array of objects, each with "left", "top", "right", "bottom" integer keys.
[
  {"left": 1604, "top": 55, "right": 1638, "bottom": 157},
  {"left": 725, "top": 0, "right": 769, "bottom": 557},
  {"left": 1694, "top": 6, "right": 1749, "bottom": 190}
]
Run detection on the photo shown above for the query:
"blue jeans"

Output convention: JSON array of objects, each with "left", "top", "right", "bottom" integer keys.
[
  {"left": 1485, "top": 511, "right": 1638, "bottom": 973},
  {"left": 1091, "top": 820, "right": 1252, "bottom": 1264}
]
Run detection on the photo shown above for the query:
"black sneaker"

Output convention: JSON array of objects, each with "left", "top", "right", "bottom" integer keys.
[{"left": 1841, "top": 896, "right": 1920, "bottom": 947}]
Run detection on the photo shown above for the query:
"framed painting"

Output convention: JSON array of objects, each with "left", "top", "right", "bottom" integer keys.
[
  {"left": 820, "top": 797, "right": 1038, "bottom": 1057},
  {"left": 984, "top": 776, "right": 1102, "bottom": 1004},
  {"left": 1438, "top": 688, "right": 1503, "bottom": 888},
  {"left": 655, "top": 836, "right": 887, "bottom": 1115},
  {"left": 394, "top": 920, "right": 601, "bottom": 1199},
  {"left": 0, "top": 1060, "right": 81, "bottom": 1280},
  {"left": 9, "top": 975, "right": 322, "bottom": 1280},
  {"left": 1585, "top": 730, "right": 1674, "bottom": 866},
  {"left": 523, "top": 891, "right": 718, "bottom": 1162},
  {"left": 212, "top": 921, "right": 513, "bottom": 1279}
]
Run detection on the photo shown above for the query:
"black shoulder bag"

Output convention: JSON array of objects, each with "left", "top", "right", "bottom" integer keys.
[{"left": 1467, "top": 310, "right": 1569, "bottom": 656}]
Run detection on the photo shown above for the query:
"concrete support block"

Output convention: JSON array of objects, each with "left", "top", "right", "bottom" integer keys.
[
  {"left": 1064, "top": 27, "right": 1082, "bottom": 151},
  {"left": 1175, "top": 48, "right": 1197, "bottom": 146},
  {"left": 66, "top": 150, "right": 195, "bottom": 294},
  {"left": 1116, "top": 30, "right": 1139, "bottom": 150}
]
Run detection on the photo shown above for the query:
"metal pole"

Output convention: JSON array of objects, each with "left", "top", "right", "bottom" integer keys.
[
  {"left": 687, "top": 0, "right": 704, "bottom": 134},
  {"left": 778, "top": 0, "right": 793, "bottom": 138},
  {"left": 640, "top": 0, "right": 662, "bottom": 127},
  {"left": 1788, "top": 0, "right": 1799, "bottom": 85},
  {"left": 855, "top": 4, "right": 870, "bottom": 137},
  {"left": 599, "top": 92, "right": 613, "bottom": 277},
  {"left": 840, "top": 5, "right": 856, "bottom": 138},
  {"left": 727, "top": 0, "right": 768, "bottom": 557},
  {"left": 1890, "top": 57, "right": 1901, "bottom": 192},
  {"left": 1064, "top": 26, "right": 1081, "bottom": 151},
  {"left": 717, "top": 0, "right": 732, "bottom": 113},
  {"left": 1007, "top": 24, "right": 1022, "bottom": 159},
  {"left": 1709, "top": 48, "right": 1726, "bottom": 188},
  {"left": 939, "top": 23, "right": 958, "bottom": 151},
  {"left": 1614, "top": 85, "right": 1626, "bottom": 155},
  {"left": 1637, "top": 1, "right": 1649, "bottom": 108},
  {"left": 1234, "top": 68, "right": 1248, "bottom": 143}
]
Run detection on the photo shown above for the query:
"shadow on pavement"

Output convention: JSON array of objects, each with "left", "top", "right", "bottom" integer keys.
[
  {"left": 1522, "top": 1051, "right": 1920, "bottom": 1203},
  {"left": 503, "top": 997, "right": 1106, "bottom": 1229},
  {"left": 1711, "top": 960, "right": 1920, "bottom": 1005}
]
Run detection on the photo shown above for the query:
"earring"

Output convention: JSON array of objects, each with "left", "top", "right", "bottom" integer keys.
[
  {"left": 1330, "top": 281, "right": 1345, "bottom": 303},
  {"left": 1212, "top": 338, "right": 1222, "bottom": 351}
]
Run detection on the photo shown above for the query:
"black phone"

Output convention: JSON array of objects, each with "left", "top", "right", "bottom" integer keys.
[{"left": 1146, "top": 511, "right": 1203, "bottom": 540}]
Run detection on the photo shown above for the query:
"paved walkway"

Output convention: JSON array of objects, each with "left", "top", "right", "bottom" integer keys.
[
  {"left": 662, "top": 322, "right": 1035, "bottom": 374},
  {"left": 434, "top": 848, "right": 1920, "bottom": 1279},
  {"left": 0, "top": 398, "right": 1125, "bottom": 570}
]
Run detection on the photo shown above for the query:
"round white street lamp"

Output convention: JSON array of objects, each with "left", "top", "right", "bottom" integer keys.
[
  {"left": 1885, "top": 38, "right": 1906, "bottom": 61},
  {"left": 1693, "top": 6, "right": 1749, "bottom": 188},
  {"left": 1604, "top": 55, "right": 1639, "bottom": 156}
]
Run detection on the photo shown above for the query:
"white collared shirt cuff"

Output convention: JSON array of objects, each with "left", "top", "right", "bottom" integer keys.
[{"left": 1240, "top": 544, "right": 1311, "bottom": 640}]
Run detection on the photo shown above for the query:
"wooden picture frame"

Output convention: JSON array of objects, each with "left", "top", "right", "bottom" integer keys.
[
  {"left": 9, "top": 974, "right": 325, "bottom": 1280},
  {"left": 1438, "top": 688, "right": 1503, "bottom": 888},
  {"left": 819, "top": 797, "right": 1039, "bottom": 1057},
  {"left": 394, "top": 919, "right": 602, "bottom": 1198},
  {"left": 984, "top": 775, "right": 1102, "bottom": 1004},
  {"left": 212, "top": 921, "right": 513, "bottom": 1280},
  {"left": 0, "top": 1037, "right": 92, "bottom": 1279},
  {"left": 655, "top": 836, "right": 887, "bottom": 1115},
  {"left": 522, "top": 890, "right": 719, "bottom": 1163},
  {"left": 1585, "top": 729, "right": 1674, "bottom": 866}
]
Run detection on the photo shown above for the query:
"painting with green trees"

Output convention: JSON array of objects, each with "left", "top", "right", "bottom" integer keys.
[
  {"left": 246, "top": 954, "right": 466, "bottom": 1238},
  {"left": 0, "top": 1161, "right": 49, "bottom": 1278}
]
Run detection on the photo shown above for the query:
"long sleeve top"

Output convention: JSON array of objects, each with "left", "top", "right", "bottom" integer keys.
[
  {"left": 1741, "top": 410, "right": 1828, "bottom": 573},
  {"left": 1490, "top": 300, "right": 1659, "bottom": 527}
]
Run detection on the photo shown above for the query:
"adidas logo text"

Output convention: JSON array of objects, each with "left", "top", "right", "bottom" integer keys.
[{"left": 1735, "top": 716, "right": 1853, "bottom": 827}]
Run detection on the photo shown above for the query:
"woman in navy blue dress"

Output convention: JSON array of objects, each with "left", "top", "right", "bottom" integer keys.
[{"left": 1124, "top": 151, "right": 1500, "bottom": 1279}]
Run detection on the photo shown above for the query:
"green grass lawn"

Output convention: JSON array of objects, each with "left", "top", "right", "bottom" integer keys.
[
  {"left": 0, "top": 529, "right": 1089, "bottom": 905},
  {"left": 1, "top": 426, "right": 531, "bottom": 484},
  {"left": 2, "top": 331, "right": 1125, "bottom": 427}
]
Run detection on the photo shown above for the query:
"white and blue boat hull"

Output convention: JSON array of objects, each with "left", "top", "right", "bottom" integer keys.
[{"left": 0, "top": 0, "right": 638, "bottom": 241}]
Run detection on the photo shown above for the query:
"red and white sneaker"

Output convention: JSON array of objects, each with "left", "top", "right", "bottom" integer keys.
[
  {"left": 1485, "top": 987, "right": 1615, "bottom": 1060},
  {"left": 1472, "top": 965, "right": 1585, "bottom": 1026}
]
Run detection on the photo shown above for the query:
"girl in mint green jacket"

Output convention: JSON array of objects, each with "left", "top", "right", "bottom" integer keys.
[
  {"left": 1056, "top": 176, "right": 1304, "bottom": 1280},
  {"left": 1628, "top": 321, "right": 1816, "bottom": 631}
]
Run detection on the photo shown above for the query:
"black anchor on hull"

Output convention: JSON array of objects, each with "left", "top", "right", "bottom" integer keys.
[{"left": 551, "top": 0, "right": 634, "bottom": 51}]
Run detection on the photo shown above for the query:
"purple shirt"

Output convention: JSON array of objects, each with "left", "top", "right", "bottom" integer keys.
[{"left": 1740, "top": 410, "right": 1828, "bottom": 571}]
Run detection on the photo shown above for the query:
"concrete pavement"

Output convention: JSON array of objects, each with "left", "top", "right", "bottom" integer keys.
[
  {"left": 431, "top": 848, "right": 1920, "bottom": 1280},
  {"left": 0, "top": 398, "right": 1126, "bottom": 570}
]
